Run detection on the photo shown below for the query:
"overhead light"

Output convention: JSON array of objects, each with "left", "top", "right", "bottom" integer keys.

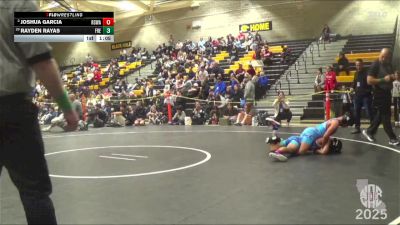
[{"left": 118, "top": 1, "right": 136, "bottom": 11}]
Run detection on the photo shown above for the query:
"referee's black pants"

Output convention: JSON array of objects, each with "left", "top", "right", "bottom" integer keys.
[
  {"left": 367, "top": 93, "right": 397, "bottom": 140},
  {"left": 0, "top": 94, "right": 57, "bottom": 225}
]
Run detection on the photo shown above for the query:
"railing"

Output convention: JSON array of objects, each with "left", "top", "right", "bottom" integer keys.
[
  {"left": 309, "top": 42, "right": 315, "bottom": 65},
  {"left": 315, "top": 37, "right": 321, "bottom": 57},
  {"left": 285, "top": 70, "right": 291, "bottom": 95},
  {"left": 275, "top": 80, "right": 282, "bottom": 94}
]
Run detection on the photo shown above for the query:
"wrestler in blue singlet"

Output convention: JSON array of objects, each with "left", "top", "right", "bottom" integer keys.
[
  {"left": 300, "top": 120, "right": 330, "bottom": 145},
  {"left": 280, "top": 136, "right": 319, "bottom": 151}
]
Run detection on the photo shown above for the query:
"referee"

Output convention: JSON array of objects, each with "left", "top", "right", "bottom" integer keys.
[
  {"left": 362, "top": 48, "right": 399, "bottom": 145},
  {"left": 0, "top": 1, "right": 78, "bottom": 224}
]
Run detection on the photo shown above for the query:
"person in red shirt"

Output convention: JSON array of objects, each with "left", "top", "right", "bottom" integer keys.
[
  {"left": 237, "top": 31, "right": 246, "bottom": 43},
  {"left": 324, "top": 65, "right": 337, "bottom": 92},
  {"left": 235, "top": 63, "right": 246, "bottom": 83},
  {"left": 93, "top": 68, "right": 102, "bottom": 83},
  {"left": 247, "top": 64, "right": 256, "bottom": 76}
]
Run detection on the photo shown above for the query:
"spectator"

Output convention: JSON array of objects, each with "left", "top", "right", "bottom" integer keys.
[
  {"left": 231, "top": 84, "right": 243, "bottom": 104},
  {"left": 244, "top": 74, "right": 256, "bottom": 107},
  {"left": 222, "top": 102, "right": 238, "bottom": 124},
  {"left": 171, "top": 105, "right": 186, "bottom": 125},
  {"left": 234, "top": 103, "right": 253, "bottom": 126},
  {"left": 229, "top": 45, "right": 239, "bottom": 63},
  {"left": 235, "top": 64, "right": 246, "bottom": 83},
  {"left": 237, "top": 31, "right": 246, "bottom": 43},
  {"left": 352, "top": 59, "right": 372, "bottom": 134},
  {"left": 337, "top": 52, "right": 350, "bottom": 75},
  {"left": 197, "top": 66, "right": 208, "bottom": 85},
  {"left": 321, "top": 24, "right": 331, "bottom": 43},
  {"left": 272, "top": 91, "right": 292, "bottom": 127},
  {"left": 247, "top": 64, "right": 256, "bottom": 76},
  {"left": 147, "top": 105, "right": 162, "bottom": 125},
  {"left": 392, "top": 71, "right": 400, "bottom": 127},
  {"left": 214, "top": 76, "right": 226, "bottom": 96},
  {"left": 192, "top": 101, "right": 205, "bottom": 125},
  {"left": 314, "top": 67, "right": 324, "bottom": 92},
  {"left": 261, "top": 46, "right": 273, "bottom": 66},
  {"left": 340, "top": 85, "right": 352, "bottom": 115},
  {"left": 254, "top": 31, "right": 262, "bottom": 43},
  {"left": 39, "top": 106, "right": 58, "bottom": 125},
  {"left": 324, "top": 65, "right": 337, "bottom": 93}
]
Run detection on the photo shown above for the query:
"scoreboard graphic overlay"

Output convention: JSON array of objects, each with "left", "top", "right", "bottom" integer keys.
[{"left": 14, "top": 12, "right": 114, "bottom": 42}]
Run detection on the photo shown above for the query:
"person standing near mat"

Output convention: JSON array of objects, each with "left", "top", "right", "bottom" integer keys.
[
  {"left": 351, "top": 59, "right": 372, "bottom": 134},
  {"left": 362, "top": 48, "right": 400, "bottom": 146},
  {"left": 0, "top": 1, "right": 79, "bottom": 224}
]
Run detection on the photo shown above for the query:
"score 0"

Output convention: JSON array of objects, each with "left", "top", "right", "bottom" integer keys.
[{"left": 102, "top": 18, "right": 114, "bottom": 26}]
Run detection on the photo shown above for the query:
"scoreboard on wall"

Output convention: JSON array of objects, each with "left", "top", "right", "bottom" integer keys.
[{"left": 14, "top": 12, "right": 114, "bottom": 42}]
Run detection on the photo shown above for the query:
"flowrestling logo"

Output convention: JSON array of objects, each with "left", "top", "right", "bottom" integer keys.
[{"left": 356, "top": 179, "right": 387, "bottom": 220}]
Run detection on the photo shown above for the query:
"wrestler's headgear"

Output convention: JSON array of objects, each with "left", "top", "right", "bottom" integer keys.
[
  {"left": 341, "top": 112, "right": 354, "bottom": 127},
  {"left": 329, "top": 138, "right": 342, "bottom": 154},
  {"left": 265, "top": 136, "right": 281, "bottom": 144}
]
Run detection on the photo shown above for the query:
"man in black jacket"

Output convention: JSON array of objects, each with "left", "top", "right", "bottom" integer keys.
[
  {"left": 351, "top": 59, "right": 372, "bottom": 134},
  {"left": 362, "top": 48, "right": 399, "bottom": 145}
]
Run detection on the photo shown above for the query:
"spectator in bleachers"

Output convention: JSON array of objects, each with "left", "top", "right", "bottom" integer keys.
[
  {"left": 314, "top": 67, "right": 324, "bottom": 92},
  {"left": 272, "top": 91, "right": 292, "bottom": 127},
  {"left": 261, "top": 46, "right": 273, "bottom": 66},
  {"left": 254, "top": 31, "right": 262, "bottom": 43},
  {"left": 324, "top": 65, "right": 337, "bottom": 93},
  {"left": 247, "top": 64, "right": 256, "bottom": 76},
  {"left": 337, "top": 52, "right": 350, "bottom": 75},
  {"left": 235, "top": 64, "right": 246, "bottom": 83},
  {"left": 229, "top": 45, "right": 239, "bottom": 63},
  {"left": 351, "top": 59, "right": 372, "bottom": 134},
  {"left": 321, "top": 24, "right": 331, "bottom": 44},
  {"left": 192, "top": 101, "right": 206, "bottom": 125},
  {"left": 197, "top": 65, "right": 208, "bottom": 85},
  {"left": 171, "top": 105, "right": 186, "bottom": 125},
  {"left": 237, "top": 31, "right": 246, "bottom": 43},
  {"left": 214, "top": 75, "right": 226, "bottom": 96},
  {"left": 232, "top": 84, "right": 243, "bottom": 105}
]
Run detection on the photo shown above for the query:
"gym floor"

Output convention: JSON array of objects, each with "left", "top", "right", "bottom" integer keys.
[{"left": 1, "top": 126, "right": 399, "bottom": 224}]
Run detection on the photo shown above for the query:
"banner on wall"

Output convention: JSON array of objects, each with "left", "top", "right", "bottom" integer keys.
[
  {"left": 239, "top": 21, "right": 272, "bottom": 32},
  {"left": 111, "top": 41, "right": 132, "bottom": 50}
]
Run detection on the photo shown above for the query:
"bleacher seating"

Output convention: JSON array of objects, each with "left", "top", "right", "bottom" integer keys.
[{"left": 334, "top": 33, "right": 394, "bottom": 84}]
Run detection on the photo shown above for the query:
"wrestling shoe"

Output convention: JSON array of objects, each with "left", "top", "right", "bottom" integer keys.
[
  {"left": 351, "top": 128, "right": 361, "bottom": 134},
  {"left": 388, "top": 139, "right": 400, "bottom": 146},
  {"left": 269, "top": 152, "right": 288, "bottom": 162},
  {"left": 41, "top": 126, "right": 51, "bottom": 132},
  {"left": 362, "top": 130, "right": 374, "bottom": 142}
]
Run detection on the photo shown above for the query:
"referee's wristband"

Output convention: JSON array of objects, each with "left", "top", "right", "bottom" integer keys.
[{"left": 55, "top": 90, "right": 73, "bottom": 112}]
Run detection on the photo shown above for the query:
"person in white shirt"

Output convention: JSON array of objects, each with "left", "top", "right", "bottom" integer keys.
[{"left": 392, "top": 71, "right": 400, "bottom": 126}]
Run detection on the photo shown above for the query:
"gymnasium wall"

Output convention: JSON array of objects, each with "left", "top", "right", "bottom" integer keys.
[{"left": 52, "top": 0, "right": 400, "bottom": 66}]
